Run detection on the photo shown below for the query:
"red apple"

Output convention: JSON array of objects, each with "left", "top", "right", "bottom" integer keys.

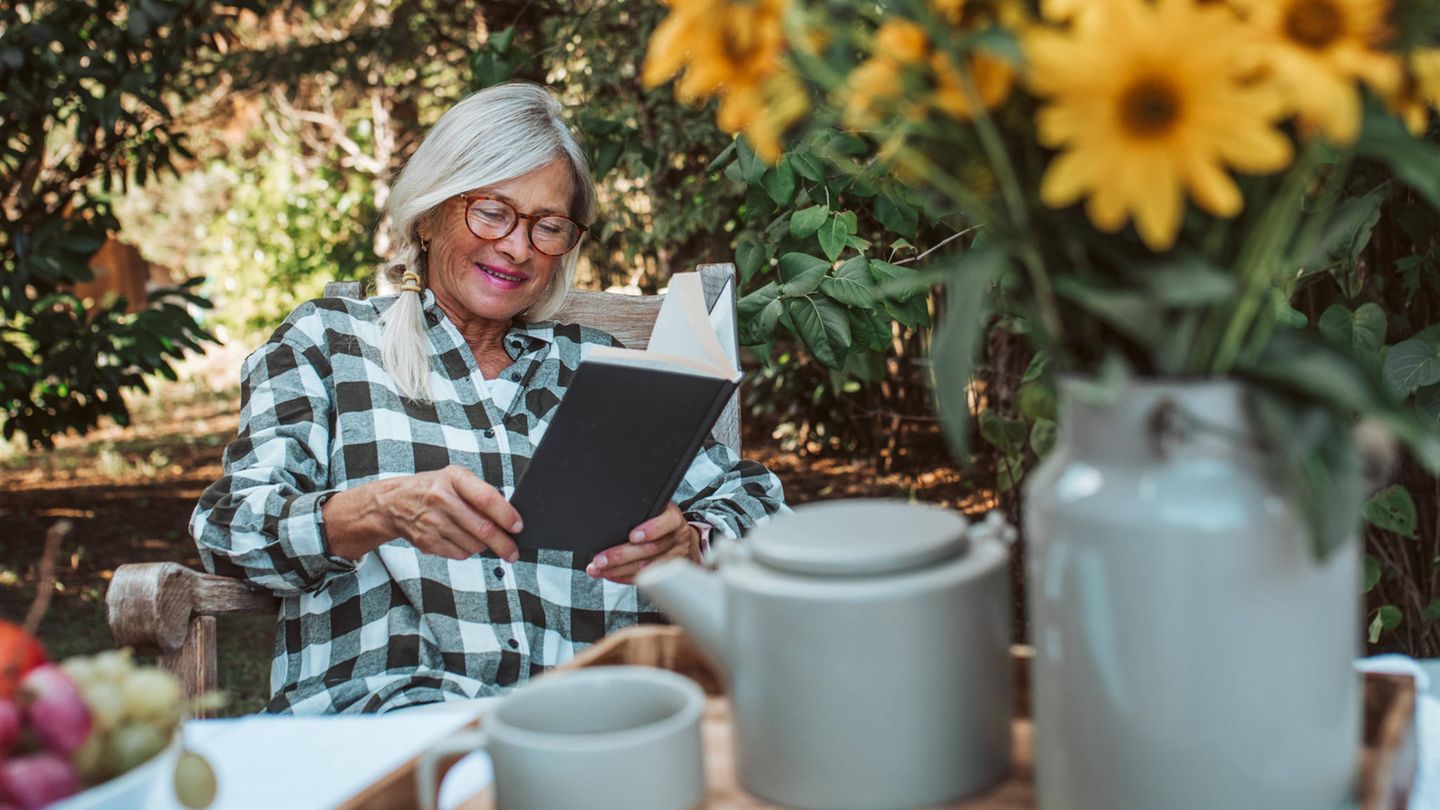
[
  {"left": 18, "top": 666, "right": 91, "bottom": 755},
  {"left": 0, "top": 624, "right": 46, "bottom": 701},
  {"left": 0, "top": 699, "right": 18, "bottom": 756},
  {"left": 0, "top": 753, "right": 80, "bottom": 809}
]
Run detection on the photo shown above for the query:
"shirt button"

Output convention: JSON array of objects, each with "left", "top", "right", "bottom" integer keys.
[
  {"left": 507, "top": 639, "right": 519, "bottom": 649},
  {"left": 493, "top": 567, "right": 505, "bottom": 579},
  {"left": 483, "top": 428, "right": 495, "bottom": 438}
]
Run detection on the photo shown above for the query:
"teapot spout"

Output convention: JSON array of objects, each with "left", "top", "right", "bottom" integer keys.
[{"left": 636, "top": 559, "right": 728, "bottom": 677}]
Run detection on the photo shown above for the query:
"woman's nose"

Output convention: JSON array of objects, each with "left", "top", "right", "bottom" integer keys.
[{"left": 495, "top": 220, "right": 532, "bottom": 262}]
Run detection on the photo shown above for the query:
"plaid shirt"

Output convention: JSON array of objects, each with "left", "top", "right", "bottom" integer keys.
[{"left": 191, "top": 291, "right": 787, "bottom": 714}]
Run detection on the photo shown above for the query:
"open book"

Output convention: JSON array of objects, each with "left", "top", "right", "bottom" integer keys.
[{"left": 509, "top": 272, "right": 740, "bottom": 556}]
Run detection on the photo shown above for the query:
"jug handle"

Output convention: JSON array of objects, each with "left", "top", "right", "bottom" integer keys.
[{"left": 966, "top": 511, "right": 1018, "bottom": 548}]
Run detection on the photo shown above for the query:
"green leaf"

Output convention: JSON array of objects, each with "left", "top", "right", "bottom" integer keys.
[
  {"left": 735, "top": 236, "right": 767, "bottom": 285},
  {"left": 786, "top": 295, "right": 852, "bottom": 369},
  {"left": 1248, "top": 385, "right": 1365, "bottom": 560},
  {"left": 870, "top": 260, "right": 925, "bottom": 302},
  {"left": 737, "top": 282, "right": 781, "bottom": 345},
  {"left": 1319, "top": 303, "right": 1387, "bottom": 358},
  {"left": 790, "top": 150, "right": 826, "bottom": 182},
  {"left": 980, "top": 411, "right": 1029, "bottom": 455},
  {"left": 848, "top": 307, "right": 892, "bottom": 351},
  {"left": 762, "top": 160, "right": 797, "bottom": 205},
  {"left": 875, "top": 193, "right": 919, "bottom": 239},
  {"left": 1364, "top": 554, "right": 1382, "bottom": 592},
  {"left": 884, "top": 295, "right": 931, "bottom": 328},
  {"left": 1300, "top": 191, "right": 1384, "bottom": 267},
  {"left": 1053, "top": 277, "right": 1162, "bottom": 345},
  {"left": 1356, "top": 107, "right": 1440, "bottom": 211},
  {"left": 791, "top": 205, "right": 829, "bottom": 239},
  {"left": 1416, "top": 383, "right": 1440, "bottom": 428},
  {"left": 1352, "top": 304, "right": 1388, "bottom": 356},
  {"left": 1130, "top": 257, "right": 1238, "bottom": 306},
  {"left": 820, "top": 275, "right": 874, "bottom": 307},
  {"left": 705, "top": 140, "right": 738, "bottom": 172},
  {"left": 1383, "top": 338, "right": 1440, "bottom": 397},
  {"left": 1365, "top": 485, "right": 1418, "bottom": 538},
  {"left": 736, "top": 138, "right": 768, "bottom": 184},
  {"left": 818, "top": 213, "right": 852, "bottom": 262},
  {"left": 1030, "top": 418, "right": 1057, "bottom": 457},
  {"left": 778, "top": 252, "right": 830, "bottom": 295},
  {"left": 1422, "top": 599, "right": 1440, "bottom": 622},
  {"left": 1017, "top": 380, "right": 1057, "bottom": 422},
  {"left": 931, "top": 245, "right": 1005, "bottom": 460}
]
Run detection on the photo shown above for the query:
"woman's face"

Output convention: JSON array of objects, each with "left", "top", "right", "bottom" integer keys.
[{"left": 422, "top": 159, "right": 575, "bottom": 327}]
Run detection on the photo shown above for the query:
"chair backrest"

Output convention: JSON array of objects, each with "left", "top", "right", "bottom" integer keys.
[{"left": 326, "top": 262, "right": 742, "bottom": 453}]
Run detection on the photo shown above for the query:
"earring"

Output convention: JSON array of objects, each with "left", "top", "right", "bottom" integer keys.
[{"left": 420, "top": 239, "right": 430, "bottom": 253}]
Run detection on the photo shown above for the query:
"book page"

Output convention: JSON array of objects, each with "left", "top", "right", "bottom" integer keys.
[
  {"left": 646, "top": 273, "right": 739, "bottom": 379},
  {"left": 707, "top": 275, "right": 739, "bottom": 370}
]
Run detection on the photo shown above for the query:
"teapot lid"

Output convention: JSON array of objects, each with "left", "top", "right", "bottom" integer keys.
[{"left": 746, "top": 500, "right": 971, "bottom": 576}]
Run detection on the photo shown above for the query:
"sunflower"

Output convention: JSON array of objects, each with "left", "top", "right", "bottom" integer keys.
[
  {"left": 932, "top": 50, "right": 1016, "bottom": 120},
  {"left": 1027, "top": 0, "right": 1294, "bottom": 252},
  {"left": 1387, "top": 49, "right": 1440, "bottom": 135},
  {"left": 1239, "top": 0, "right": 1402, "bottom": 144},
  {"left": 644, "top": 0, "right": 802, "bottom": 161}
]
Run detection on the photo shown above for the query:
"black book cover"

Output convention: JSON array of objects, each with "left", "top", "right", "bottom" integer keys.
[{"left": 509, "top": 361, "right": 736, "bottom": 557}]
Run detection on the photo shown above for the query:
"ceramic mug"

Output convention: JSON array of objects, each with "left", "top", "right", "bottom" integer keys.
[{"left": 416, "top": 666, "right": 707, "bottom": 810}]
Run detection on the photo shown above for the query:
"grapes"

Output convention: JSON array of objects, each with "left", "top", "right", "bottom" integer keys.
[
  {"left": 49, "top": 651, "right": 189, "bottom": 788},
  {"left": 110, "top": 723, "right": 170, "bottom": 775},
  {"left": 82, "top": 681, "right": 125, "bottom": 732},
  {"left": 122, "top": 669, "right": 183, "bottom": 726},
  {"left": 173, "top": 749, "right": 218, "bottom": 810}
]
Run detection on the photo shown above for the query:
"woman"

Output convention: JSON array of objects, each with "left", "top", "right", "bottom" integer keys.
[{"left": 190, "top": 82, "right": 787, "bottom": 714}]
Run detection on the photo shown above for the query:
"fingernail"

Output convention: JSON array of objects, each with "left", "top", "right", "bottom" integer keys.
[
  {"left": 593, "top": 554, "right": 607, "bottom": 568},
  {"left": 585, "top": 564, "right": 598, "bottom": 576},
  {"left": 506, "top": 550, "right": 520, "bottom": 563},
  {"left": 512, "top": 520, "right": 524, "bottom": 532},
  {"left": 629, "top": 530, "right": 645, "bottom": 543}
]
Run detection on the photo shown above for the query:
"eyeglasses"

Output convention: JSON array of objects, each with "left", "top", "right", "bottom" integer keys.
[{"left": 458, "top": 194, "right": 586, "bottom": 257}]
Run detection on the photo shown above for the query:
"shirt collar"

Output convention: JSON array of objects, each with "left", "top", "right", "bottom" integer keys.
[{"left": 418, "top": 289, "right": 554, "bottom": 355}]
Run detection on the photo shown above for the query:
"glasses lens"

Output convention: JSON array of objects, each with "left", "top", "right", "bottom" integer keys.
[
  {"left": 467, "top": 199, "right": 516, "bottom": 238},
  {"left": 532, "top": 217, "right": 581, "bottom": 255}
]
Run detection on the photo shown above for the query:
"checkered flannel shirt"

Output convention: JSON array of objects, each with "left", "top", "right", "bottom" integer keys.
[{"left": 190, "top": 290, "right": 787, "bottom": 714}]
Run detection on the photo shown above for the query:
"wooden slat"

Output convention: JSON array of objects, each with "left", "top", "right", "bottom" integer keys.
[
  {"left": 161, "top": 616, "right": 217, "bottom": 706},
  {"left": 325, "top": 280, "right": 365, "bottom": 299},
  {"left": 552, "top": 288, "right": 664, "bottom": 350},
  {"left": 191, "top": 573, "right": 278, "bottom": 616}
]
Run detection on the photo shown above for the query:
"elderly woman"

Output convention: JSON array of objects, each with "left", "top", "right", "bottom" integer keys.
[{"left": 191, "top": 82, "right": 787, "bottom": 714}]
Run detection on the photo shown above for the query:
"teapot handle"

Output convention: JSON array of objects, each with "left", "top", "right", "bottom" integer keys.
[{"left": 966, "top": 511, "right": 1018, "bottom": 547}]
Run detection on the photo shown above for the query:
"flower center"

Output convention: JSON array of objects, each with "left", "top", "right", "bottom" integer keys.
[
  {"left": 1119, "top": 77, "right": 1181, "bottom": 138},
  {"left": 1283, "top": 0, "right": 1343, "bottom": 49}
]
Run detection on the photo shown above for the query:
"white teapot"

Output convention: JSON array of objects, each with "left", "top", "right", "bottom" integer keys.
[{"left": 637, "top": 499, "right": 1015, "bottom": 810}]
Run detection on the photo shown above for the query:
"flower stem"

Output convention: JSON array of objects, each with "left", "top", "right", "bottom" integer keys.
[{"left": 1200, "top": 146, "right": 1324, "bottom": 374}]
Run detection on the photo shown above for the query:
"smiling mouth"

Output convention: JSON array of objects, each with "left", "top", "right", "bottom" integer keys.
[{"left": 476, "top": 263, "right": 526, "bottom": 283}]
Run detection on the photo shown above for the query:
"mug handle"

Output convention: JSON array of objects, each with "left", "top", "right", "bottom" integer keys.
[{"left": 416, "top": 728, "right": 488, "bottom": 810}]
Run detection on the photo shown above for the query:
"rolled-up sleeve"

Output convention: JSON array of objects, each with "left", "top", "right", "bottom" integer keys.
[
  {"left": 674, "top": 437, "right": 789, "bottom": 539},
  {"left": 190, "top": 330, "right": 356, "bottom": 595}
]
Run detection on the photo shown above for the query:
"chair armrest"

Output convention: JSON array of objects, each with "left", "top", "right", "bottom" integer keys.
[{"left": 106, "top": 562, "right": 276, "bottom": 655}]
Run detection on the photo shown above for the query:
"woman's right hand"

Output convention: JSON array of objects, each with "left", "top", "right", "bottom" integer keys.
[{"left": 323, "top": 465, "right": 522, "bottom": 562}]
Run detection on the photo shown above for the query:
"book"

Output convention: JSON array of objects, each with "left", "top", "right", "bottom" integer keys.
[{"left": 508, "top": 272, "right": 741, "bottom": 557}]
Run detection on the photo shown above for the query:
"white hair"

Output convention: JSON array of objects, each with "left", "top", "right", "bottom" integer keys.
[{"left": 376, "top": 82, "right": 597, "bottom": 402}]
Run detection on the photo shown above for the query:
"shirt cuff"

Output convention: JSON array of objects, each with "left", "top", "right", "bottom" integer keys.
[{"left": 283, "top": 489, "right": 358, "bottom": 585}]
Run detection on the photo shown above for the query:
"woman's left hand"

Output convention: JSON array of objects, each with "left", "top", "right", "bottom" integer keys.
[{"left": 586, "top": 503, "right": 702, "bottom": 584}]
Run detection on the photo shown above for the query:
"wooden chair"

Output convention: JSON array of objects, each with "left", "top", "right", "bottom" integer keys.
[{"left": 105, "top": 263, "right": 740, "bottom": 705}]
